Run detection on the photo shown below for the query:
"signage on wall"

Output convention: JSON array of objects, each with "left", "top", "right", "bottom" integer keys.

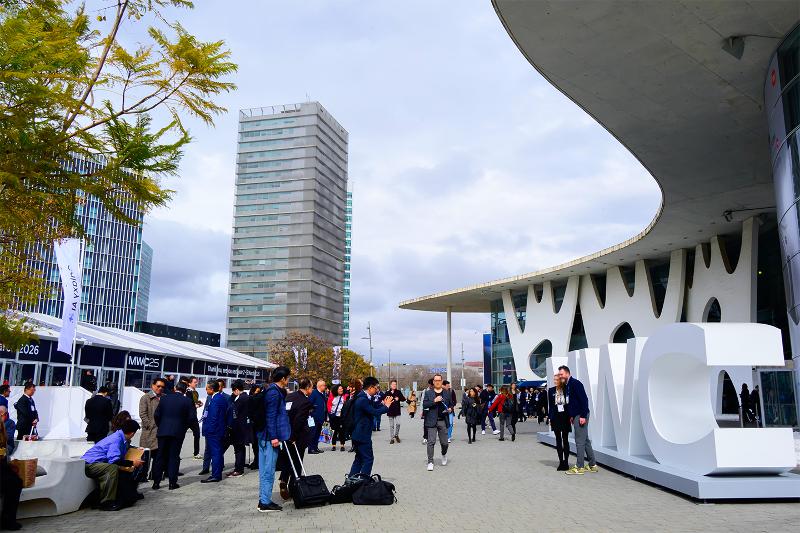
[{"left": 127, "top": 353, "right": 162, "bottom": 370}]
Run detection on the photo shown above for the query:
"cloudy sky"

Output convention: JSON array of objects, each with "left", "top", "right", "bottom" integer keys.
[{"left": 140, "top": 0, "right": 661, "bottom": 364}]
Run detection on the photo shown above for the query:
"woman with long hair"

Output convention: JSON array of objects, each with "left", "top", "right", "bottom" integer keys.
[
  {"left": 459, "top": 388, "right": 480, "bottom": 443},
  {"left": 346, "top": 379, "right": 362, "bottom": 452},
  {"left": 328, "top": 383, "right": 349, "bottom": 451},
  {"left": 488, "top": 385, "right": 516, "bottom": 442},
  {"left": 548, "top": 373, "right": 571, "bottom": 470}
]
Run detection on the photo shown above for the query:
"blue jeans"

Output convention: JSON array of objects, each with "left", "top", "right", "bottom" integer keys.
[
  {"left": 373, "top": 414, "right": 382, "bottom": 430},
  {"left": 447, "top": 413, "right": 455, "bottom": 440},
  {"left": 481, "top": 408, "right": 496, "bottom": 431},
  {"left": 348, "top": 440, "right": 374, "bottom": 476},
  {"left": 258, "top": 436, "right": 280, "bottom": 505}
]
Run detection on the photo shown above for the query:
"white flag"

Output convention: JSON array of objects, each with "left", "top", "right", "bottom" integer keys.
[
  {"left": 54, "top": 238, "right": 82, "bottom": 355},
  {"left": 332, "top": 346, "right": 342, "bottom": 384}
]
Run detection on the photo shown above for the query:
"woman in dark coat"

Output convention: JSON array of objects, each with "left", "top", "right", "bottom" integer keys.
[
  {"left": 548, "top": 374, "right": 571, "bottom": 471},
  {"left": 459, "top": 388, "right": 481, "bottom": 443}
]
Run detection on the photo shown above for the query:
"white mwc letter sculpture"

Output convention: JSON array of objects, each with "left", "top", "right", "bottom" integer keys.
[
  {"left": 540, "top": 322, "right": 800, "bottom": 499},
  {"left": 638, "top": 322, "right": 795, "bottom": 475}
]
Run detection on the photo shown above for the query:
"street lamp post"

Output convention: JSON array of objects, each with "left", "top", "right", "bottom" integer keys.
[
  {"left": 361, "top": 322, "right": 374, "bottom": 376},
  {"left": 461, "top": 342, "right": 465, "bottom": 389}
]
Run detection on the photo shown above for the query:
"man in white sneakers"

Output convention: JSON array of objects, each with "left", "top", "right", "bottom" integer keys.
[{"left": 422, "top": 374, "right": 451, "bottom": 471}]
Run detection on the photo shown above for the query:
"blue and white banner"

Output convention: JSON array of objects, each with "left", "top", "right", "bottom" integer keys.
[{"left": 53, "top": 238, "right": 82, "bottom": 356}]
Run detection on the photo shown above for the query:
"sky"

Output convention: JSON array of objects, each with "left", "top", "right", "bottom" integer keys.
[{"left": 137, "top": 0, "right": 662, "bottom": 365}]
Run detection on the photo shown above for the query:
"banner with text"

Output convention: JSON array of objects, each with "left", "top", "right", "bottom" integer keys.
[
  {"left": 332, "top": 346, "right": 342, "bottom": 384},
  {"left": 54, "top": 238, "right": 82, "bottom": 356}
]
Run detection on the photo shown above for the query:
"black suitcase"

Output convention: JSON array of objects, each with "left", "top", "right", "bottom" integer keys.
[{"left": 286, "top": 442, "right": 330, "bottom": 508}]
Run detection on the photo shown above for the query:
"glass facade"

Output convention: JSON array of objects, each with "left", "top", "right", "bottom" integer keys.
[
  {"left": 22, "top": 156, "right": 144, "bottom": 330},
  {"left": 343, "top": 190, "right": 352, "bottom": 346},
  {"left": 136, "top": 241, "right": 152, "bottom": 322},
  {"left": 227, "top": 102, "right": 348, "bottom": 358},
  {"left": 135, "top": 320, "right": 221, "bottom": 347}
]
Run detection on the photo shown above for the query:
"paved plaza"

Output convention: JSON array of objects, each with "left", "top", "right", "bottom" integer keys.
[{"left": 22, "top": 415, "right": 800, "bottom": 532}]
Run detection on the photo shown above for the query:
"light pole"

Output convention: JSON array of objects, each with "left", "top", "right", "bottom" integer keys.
[
  {"left": 461, "top": 342, "right": 465, "bottom": 389},
  {"left": 388, "top": 348, "right": 391, "bottom": 383},
  {"left": 361, "top": 321, "right": 374, "bottom": 376}
]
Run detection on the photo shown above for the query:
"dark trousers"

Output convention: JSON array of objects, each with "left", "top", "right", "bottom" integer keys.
[
  {"left": 555, "top": 429, "right": 570, "bottom": 464},
  {"left": 148, "top": 448, "right": 161, "bottom": 481},
  {"left": 348, "top": 440, "right": 374, "bottom": 476},
  {"left": 480, "top": 409, "right": 496, "bottom": 431},
  {"left": 206, "top": 435, "right": 224, "bottom": 480},
  {"left": 154, "top": 436, "right": 181, "bottom": 485},
  {"left": 308, "top": 421, "right": 323, "bottom": 452},
  {"left": 279, "top": 441, "right": 306, "bottom": 483},
  {"left": 233, "top": 440, "right": 246, "bottom": 473},
  {"left": 87, "top": 432, "right": 107, "bottom": 443},
  {"left": 1, "top": 460, "right": 22, "bottom": 527},
  {"left": 188, "top": 418, "right": 200, "bottom": 456},
  {"left": 373, "top": 414, "right": 382, "bottom": 430},
  {"left": 329, "top": 416, "right": 346, "bottom": 445},
  {"left": 467, "top": 423, "right": 477, "bottom": 441}
]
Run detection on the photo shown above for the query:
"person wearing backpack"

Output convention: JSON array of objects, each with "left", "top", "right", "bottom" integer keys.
[
  {"left": 256, "top": 366, "right": 291, "bottom": 513},
  {"left": 348, "top": 376, "right": 393, "bottom": 477},
  {"left": 488, "top": 386, "right": 516, "bottom": 442}
]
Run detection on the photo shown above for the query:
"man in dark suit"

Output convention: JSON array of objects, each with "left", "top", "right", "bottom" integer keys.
[
  {"left": 201, "top": 380, "right": 229, "bottom": 483},
  {"left": 308, "top": 379, "right": 327, "bottom": 454},
  {"left": 277, "top": 378, "right": 314, "bottom": 500},
  {"left": 153, "top": 382, "right": 195, "bottom": 489},
  {"left": 14, "top": 382, "right": 38, "bottom": 440},
  {"left": 348, "top": 376, "right": 393, "bottom": 478},
  {"left": 226, "top": 379, "right": 251, "bottom": 477},
  {"left": 85, "top": 386, "right": 114, "bottom": 443}
]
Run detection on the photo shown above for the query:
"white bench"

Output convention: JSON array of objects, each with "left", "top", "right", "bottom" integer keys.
[{"left": 17, "top": 457, "right": 95, "bottom": 518}]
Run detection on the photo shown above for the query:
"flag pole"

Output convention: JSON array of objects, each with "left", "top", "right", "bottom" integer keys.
[{"left": 67, "top": 238, "right": 85, "bottom": 387}]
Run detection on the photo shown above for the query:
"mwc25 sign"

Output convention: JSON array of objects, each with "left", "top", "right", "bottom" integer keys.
[{"left": 127, "top": 354, "right": 162, "bottom": 370}]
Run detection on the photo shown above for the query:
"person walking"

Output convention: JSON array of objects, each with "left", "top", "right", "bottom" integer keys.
[
  {"left": 349, "top": 376, "right": 393, "bottom": 478},
  {"left": 257, "top": 366, "right": 291, "bottom": 513},
  {"left": 739, "top": 383, "right": 752, "bottom": 424},
  {"left": 85, "top": 386, "right": 114, "bottom": 443},
  {"left": 153, "top": 382, "right": 195, "bottom": 490},
  {"left": 308, "top": 380, "right": 327, "bottom": 454},
  {"left": 385, "top": 379, "right": 406, "bottom": 444},
  {"left": 408, "top": 391, "right": 417, "bottom": 418},
  {"left": 138, "top": 378, "right": 163, "bottom": 480},
  {"left": 372, "top": 385, "right": 384, "bottom": 431},
  {"left": 201, "top": 380, "right": 228, "bottom": 484},
  {"left": 423, "top": 374, "right": 452, "bottom": 471},
  {"left": 479, "top": 384, "right": 498, "bottom": 435},
  {"left": 443, "top": 380, "right": 457, "bottom": 443},
  {"left": 559, "top": 365, "right": 598, "bottom": 475},
  {"left": 459, "top": 388, "right": 480, "bottom": 443},
  {"left": 327, "top": 384, "right": 348, "bottom": 451},
  {"left": 489, "top": 386, "right": 516, "bottom": 442},
  {"left": 184, "top": 376, "right": 203, "bottom": 460},
  {"left": 421, "top": 379, "right": 433, "bottom": 444},
  {"left": 548, "top": 373, "right": 571, "bottom": 470},
  {"left": 518, "top": 387, "right": 529, "bottom": 422},
  {"left": 227, "top": 380, "right": 251, "bottom": 477},
  {"left": 13, "top": 382, "right": 38, "bottom": 440},
  {"left": 277, "top": 378, "right": 314, "bottom": 501},
  {"left": 750, "top": 385, "right": 761, "bottom": 426}
]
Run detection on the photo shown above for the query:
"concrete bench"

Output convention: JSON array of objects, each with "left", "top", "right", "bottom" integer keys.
[{"left": 17, "top": 457, "right": 95, "bottom": 518}]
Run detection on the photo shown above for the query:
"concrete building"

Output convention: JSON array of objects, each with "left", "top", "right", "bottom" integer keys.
[
  {"left": 23, "top": 156, "right": 146, "bottom": 331},
  {"left": 135, "top": 320, "right": 220, "bottom": 347},
  {"left": 135, "top": 241, "right": 152, "bottom": 322},
  {"left": 227, "top": 102, "right": 348, "bottom": 359},
  {"left": 343, "top": 189, "right": 352, "bottom": 346},
  {"left": 401, "top": 2, "right": 800, "bottom": 428}
]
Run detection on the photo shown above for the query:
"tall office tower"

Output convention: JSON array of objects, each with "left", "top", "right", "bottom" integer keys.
[
  {"left": 135, "top": 241, "right": 153, "bottom": 322},
  {"left": 343, "top": 190, "right": 352, "bottom": 346},
  {"left": 24, "top": 156, "right": 146, "bottom": 330},
  {"left": 227, "top": 102, "right": 348, "bottom": 358}
]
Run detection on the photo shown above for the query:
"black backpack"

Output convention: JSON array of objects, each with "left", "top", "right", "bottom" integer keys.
[
  {"left": 502, "top": 396, "right": 513, "bottom": 413},
  {"left": 340, "top": 395, "right": 357, "bottom": 435},
  {"left": 250, "top": 390, "right": 266, "bottom": 432},
  {"left": 352, "top": 474, "right": 396, "bottom": 505}
]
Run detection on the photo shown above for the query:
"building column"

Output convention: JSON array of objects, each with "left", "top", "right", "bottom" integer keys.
[{"left": 447, "top": 307, "right": 452, "bottom": 383}]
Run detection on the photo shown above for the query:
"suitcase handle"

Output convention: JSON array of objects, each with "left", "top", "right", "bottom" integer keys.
[{"left": 283, "top": 441, "right": 307, "bottom": 478}]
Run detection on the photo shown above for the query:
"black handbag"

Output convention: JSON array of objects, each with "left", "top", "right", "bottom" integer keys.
[
  {"left": 352, "top": 474, "right": 397, "bottom": 505},
  {"left": 286, "top": 442, "right": 330, "bottom": 508}
]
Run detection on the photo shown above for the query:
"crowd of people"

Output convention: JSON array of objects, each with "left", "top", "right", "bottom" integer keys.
[{"left": 0, "top": 365, "right": 610, "bottom": 528}]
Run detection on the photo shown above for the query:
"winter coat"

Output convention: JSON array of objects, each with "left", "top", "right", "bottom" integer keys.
[{"left": 138, "top": 391, "right": 161, "bottom": 450}]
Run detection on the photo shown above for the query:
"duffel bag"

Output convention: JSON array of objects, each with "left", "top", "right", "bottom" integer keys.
[
  {"left": 352, "top": 474, "right": 397, "bottom": 505},
  {"left": 329, "top": 474, "right": 370, "bottom": 504}
]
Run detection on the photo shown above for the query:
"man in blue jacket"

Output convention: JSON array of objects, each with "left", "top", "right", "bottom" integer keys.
[
  {"left": 349, "top": 376, "right": 393, "bottom": 478},
  {"left": 558, "top": 365, "right": 598, "bottom": 475},
  {"left": 257, "top": 366, "right": 291, "bottom": 513},
  {"left": 201, "top": 380, "right": 228, "bottom": 483},
  {"left": 308, "top": 379, "right": 328, "bottom": 454}
]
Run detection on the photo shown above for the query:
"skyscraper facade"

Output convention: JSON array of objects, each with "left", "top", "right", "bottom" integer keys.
[
  {"left": 227, "top": 102, "right": 348, "bottom": 358},
  {"left": 24, "top": 157, "right": 146, "bottom": 330},
  {"left": 135, "top": 241, "right": 152, "bottom": 322},
  {"left": 343, "top": 190, "right": 352, "bottom": 346}
]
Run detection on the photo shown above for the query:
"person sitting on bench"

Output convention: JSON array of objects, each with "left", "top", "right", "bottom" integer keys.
[{"left": 82, "top": 419, "right": 145, "bottom": 511}]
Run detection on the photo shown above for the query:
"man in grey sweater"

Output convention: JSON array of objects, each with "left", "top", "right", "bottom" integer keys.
[{"left": 422, "top": 374, "right": 452, "bottom": 471}]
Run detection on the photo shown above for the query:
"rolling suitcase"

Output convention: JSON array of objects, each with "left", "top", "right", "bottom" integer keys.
[{"left": 286, "top": 441, "right": 330, "bottom": 508}]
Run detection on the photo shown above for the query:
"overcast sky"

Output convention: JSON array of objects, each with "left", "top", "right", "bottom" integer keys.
[{"left": 141, "top": 0, "right": 661, "bottom": 364}]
